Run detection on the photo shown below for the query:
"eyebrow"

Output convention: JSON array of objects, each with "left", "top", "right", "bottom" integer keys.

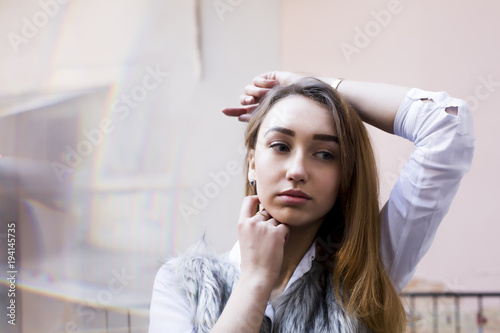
[
  {"left": 265, "top": 127, "right": 295, "bottom": 137},
  {"left": 312, "top": 134, "right": 339, "bottom": 143},
  {"left": 265, "top": 127, "right": 339, "bottom": 143}
]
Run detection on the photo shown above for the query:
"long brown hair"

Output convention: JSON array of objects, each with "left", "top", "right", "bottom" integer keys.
[{"left": 244, "top": 78, "right": 406, "bottom": 332}]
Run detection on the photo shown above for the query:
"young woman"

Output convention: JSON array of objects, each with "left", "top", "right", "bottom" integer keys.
[{"left": 148, "top": 72, "right": 475, "bottom": 333}]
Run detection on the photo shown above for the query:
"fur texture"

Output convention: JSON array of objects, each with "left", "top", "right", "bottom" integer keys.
[{"left": 174, "top": 249, "right": 372, "bottom": 333}]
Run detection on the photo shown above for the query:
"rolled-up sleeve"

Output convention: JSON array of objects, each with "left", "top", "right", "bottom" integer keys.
[
  {"left": 149, "top": 260, "right": 194, "bottom": 333},
  {"left": 380, "top": 88, "right": 475, "bottom": 292}
]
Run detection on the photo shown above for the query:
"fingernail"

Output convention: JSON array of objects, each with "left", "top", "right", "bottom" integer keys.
[{"left": 245, "top": 96, "right": 253, "bottom": 103}]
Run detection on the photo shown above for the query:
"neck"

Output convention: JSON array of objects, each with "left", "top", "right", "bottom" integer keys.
[{"left": 270, "top": 221, "right": 322, "bottom": 300}]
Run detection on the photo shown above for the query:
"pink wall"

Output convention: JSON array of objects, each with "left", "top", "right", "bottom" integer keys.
[{"left": 281, "top": 0, "right": 500, "bottom": 291}]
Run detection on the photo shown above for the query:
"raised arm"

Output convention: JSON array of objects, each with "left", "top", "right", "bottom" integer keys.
[
  {"left": 222, "top": 71, "right": 411, "bottom": 134},
  {"left": 318, "top": 77, "right": 410, "bottom": 133},
  {"left": 379, "top": 88, "right": 475, "bottom": 290}
]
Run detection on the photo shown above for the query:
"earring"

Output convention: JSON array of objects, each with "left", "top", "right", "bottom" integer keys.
[{"left": 250, "top": 180, "right": 256, "bottom": 187}]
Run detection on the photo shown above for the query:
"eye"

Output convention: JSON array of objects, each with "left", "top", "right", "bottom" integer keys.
[
  {"left": 316, "top": 151, "right": 334, "bottom": 161},
  {"left": 270, "top": 142, "right": 290, "bottom": 152}
]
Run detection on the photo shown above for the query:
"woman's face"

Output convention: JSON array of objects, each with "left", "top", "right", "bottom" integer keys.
[{"left": 249, "top": 95, "right": 341, "bottom": 228}]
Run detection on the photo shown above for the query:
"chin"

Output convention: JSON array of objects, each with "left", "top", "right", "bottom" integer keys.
[{"left": 267, "top": 208, "right": 320, "bottom": 227}]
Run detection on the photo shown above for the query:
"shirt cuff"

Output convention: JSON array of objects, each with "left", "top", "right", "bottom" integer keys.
[{"left": 393, "top": 88, "right": 453, "bottom": 141}]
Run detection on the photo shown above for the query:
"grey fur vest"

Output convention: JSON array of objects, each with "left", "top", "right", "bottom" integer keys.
[{"left": 173, "top": 249, "right": 372, "bottom": 333}]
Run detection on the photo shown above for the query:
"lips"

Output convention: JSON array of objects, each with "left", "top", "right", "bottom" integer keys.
[
  {"left": 278, "top": 189, "right": 311, "bottom": 205},
  {"left": 279, "top": 189, "right": 311, "bottom": 199}
]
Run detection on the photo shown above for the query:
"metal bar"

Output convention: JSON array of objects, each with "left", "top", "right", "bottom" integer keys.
[
  {"left": 433, "top": 295, "right": 438, "bottom": 333},
  {"left": 454, "top": 295, "right": 460, "bottom": 333},
  {"left": 410, "top": 295, "right": 416, "bottom": 333},
  {"left": 477, "top": 295, "right": 484, "bottom": 331}
]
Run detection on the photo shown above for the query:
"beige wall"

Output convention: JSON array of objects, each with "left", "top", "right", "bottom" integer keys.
[
  {"left": 281, "top": 0, "right": 500, "bottom": 291},
  {"left": 1, "top": 0, "right": 280, "bottom": 255},
  {"left": 0, "top": 1, "right": 279, "bottom": 332}
]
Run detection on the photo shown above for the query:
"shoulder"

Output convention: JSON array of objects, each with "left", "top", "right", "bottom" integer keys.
[
  {"left": 149, "top": 249, "right": 239, "bottom": 333},
  {"left": 149, "top": 258, "right": 193, "bottom": 332}
]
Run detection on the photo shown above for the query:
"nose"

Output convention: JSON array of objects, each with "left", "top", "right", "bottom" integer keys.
[{"left": 286, "top": 151, "right": 308, "bottom": 183}]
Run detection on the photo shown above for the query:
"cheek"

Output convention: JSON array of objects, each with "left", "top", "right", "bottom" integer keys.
[
  {"left": 254, "top": 150, "right": 280, "bottom": 181},
  {"left": 254, "top": 154, "right": 281, "bottom": 205},
  {"left": 320, "top": 169, "right": 342, "bottom": 205},
  {"left": 255, "top": 165, "right": 279, "bottom": 197}
]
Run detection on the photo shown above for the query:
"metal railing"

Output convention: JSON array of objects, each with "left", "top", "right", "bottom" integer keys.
[{"left": 401, "top": 292, "right": 500, "bottom": 333}]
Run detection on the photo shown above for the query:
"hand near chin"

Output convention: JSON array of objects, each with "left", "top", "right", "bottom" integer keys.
[
  {"left": 237, "top": 195, "right": 290, "bottom": 285},
  {"left": 222, "top": 71, "right": 304, "bottom": 122}
]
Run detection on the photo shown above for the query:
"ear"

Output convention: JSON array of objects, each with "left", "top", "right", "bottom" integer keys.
[{"left": 247, "top": 149, "right": 256, "bottom": 182}]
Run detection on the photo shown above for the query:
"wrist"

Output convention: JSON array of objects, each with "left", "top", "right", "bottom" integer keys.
[
  {"left": 317, "top": 77, "right": 343, "bottom": 90},
  {"left": 331, "top": 78, "right": 344, "bottom": 90},
  {"left": 239, "top": 271, "right": 274, "bottom": 295}
]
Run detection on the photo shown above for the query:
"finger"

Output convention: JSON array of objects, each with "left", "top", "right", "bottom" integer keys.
[
  {"left": 258, "top": 72, "right": 280, "bottom": 81},
  {"left": 221, "top": 105, "right": 257, "bottom": 117},
  {"left": 253, "top": 75, "right": 279, "bottom": 89},
  {"left": 240, "top": 95, "right": 255, "bottom": 105},
  {"left": 239, "top": 195, "right": 260, "bottom": 221},
  {"left": 275, "top": 223, "right": 290, "bottom": 245},
  {"left": 238, "top": 113, "right": 252, "bottom": 122},
  {"left": 264, "top": 216, "right": 279, "bottom": 226},
  {"left": 221, "top": 107, "right": 246, "bottom": 117},
  {"left": 244, "top": 85, "right": 271, "bottom": 100},
  {"left": 254, "top": 209, "right": 271, "bottom": 221}
]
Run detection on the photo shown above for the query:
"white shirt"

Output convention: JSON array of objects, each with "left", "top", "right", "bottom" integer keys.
[{"left": 148, "top": 88, "right": 475, "bottom": 332}]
